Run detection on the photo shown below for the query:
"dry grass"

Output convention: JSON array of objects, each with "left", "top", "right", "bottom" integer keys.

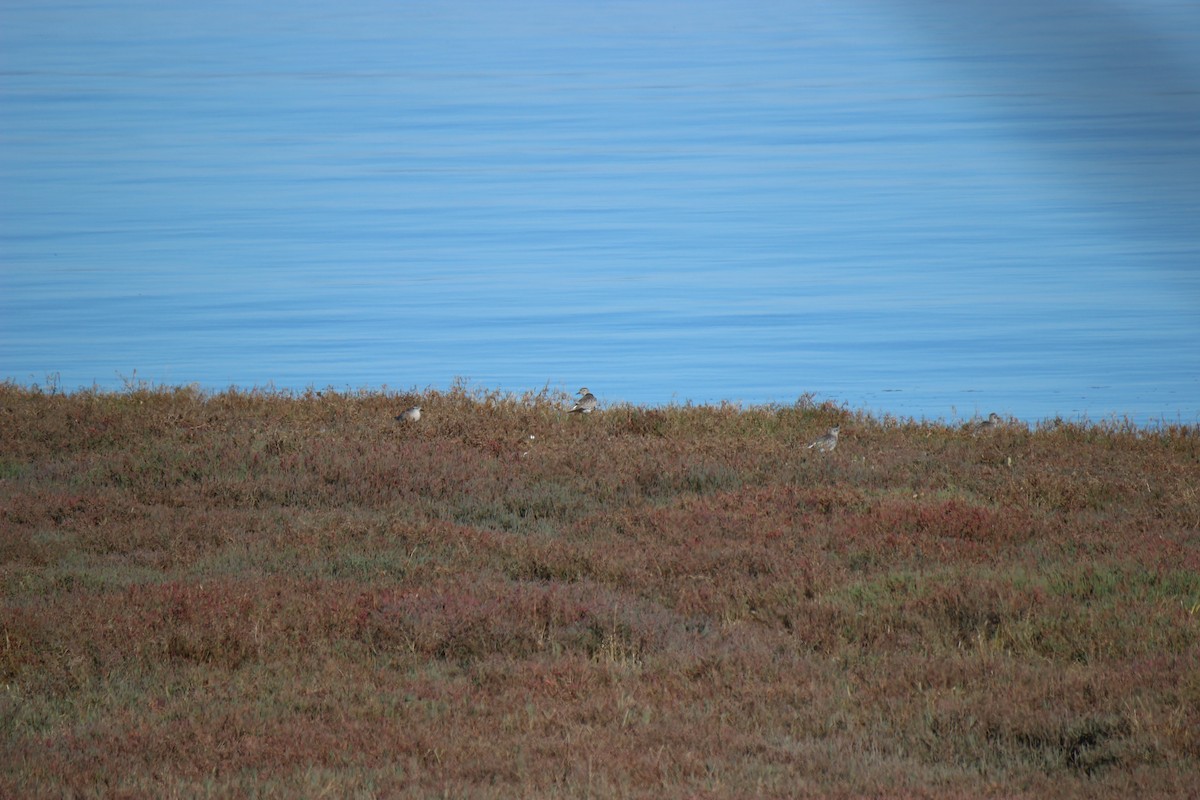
[{"left": 1, "top": 380, "right": 1198, "bottom": 797}]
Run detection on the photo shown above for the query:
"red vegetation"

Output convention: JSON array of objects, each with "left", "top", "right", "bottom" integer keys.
[{"left": 1, "top": 382, "right": 1197, "bottom": 797}]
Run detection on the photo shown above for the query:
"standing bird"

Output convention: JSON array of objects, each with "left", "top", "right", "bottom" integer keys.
[
  {"left": 395, "top": 406, "right": 421, "bottom": 423},
  {"left": 806, "top": 425, "right": 840, "bottom": 453},
  {"left": 568, "top": 387, "right": 597, "bottom": 414}
]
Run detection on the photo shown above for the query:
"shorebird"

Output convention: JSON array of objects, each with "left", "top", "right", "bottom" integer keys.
[
  {"left": 569, "top": 387, "right": 597, "bottom": 414},
  {"left": 806, "top": 425, "right": 840, "bottom": 453},
  {"left": 395, "top": 406, "right": 421, "bottom": 423},
  {"left": 974, "top": 412, "right": 1002, "bottom": 434}
]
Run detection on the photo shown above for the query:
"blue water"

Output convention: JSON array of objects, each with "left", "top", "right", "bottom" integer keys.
[{"left": 2, "top": 0, "right": 1199, "bottom": 424}]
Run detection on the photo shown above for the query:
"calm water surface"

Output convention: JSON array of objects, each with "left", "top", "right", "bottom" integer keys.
[{"left": 2, "top": 1, "right": 1199, "bottom": 424}]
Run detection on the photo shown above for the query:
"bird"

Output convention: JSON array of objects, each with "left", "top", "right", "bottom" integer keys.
[
  {"left": 395, "top": 406, "right": 421, "bottom": 423},
  {"left": 974, "top": 412, "right": 1002, "bottom": 434},
  {"left": 519, "top": 433, "right": 536, "bottom": 458},
  {"left": 568, "top": 387, "right": 597, "bottom": 414},
  {"left": 806, "top": 425, "right": 840, "bottom": 453}
]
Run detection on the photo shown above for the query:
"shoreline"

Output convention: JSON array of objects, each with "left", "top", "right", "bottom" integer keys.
[{"left": 5, "top": 376, "right": 1194, "bottom": 431}]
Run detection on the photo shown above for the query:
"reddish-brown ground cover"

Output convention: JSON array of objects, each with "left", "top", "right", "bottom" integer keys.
[{"left": 1, "top": 381, "right": 1197, "bottom": 797}]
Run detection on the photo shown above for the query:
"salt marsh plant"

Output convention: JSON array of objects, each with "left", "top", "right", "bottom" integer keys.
[{"left": 1, "top": 381, "right": 1197, "bottom": 797}]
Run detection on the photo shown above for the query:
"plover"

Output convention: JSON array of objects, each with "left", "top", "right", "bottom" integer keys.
[
  {"left": 395, "top": 406, "right": 421, "bottom": 423},
  {"left": 974, "top": 412, "right": 1002, "bottom": 434},
  {"left": 806, "top": 425, "right": 840, "bottom": 453},
  {"left": 569, "top": 387, "right": 597, "bottom": 414}
]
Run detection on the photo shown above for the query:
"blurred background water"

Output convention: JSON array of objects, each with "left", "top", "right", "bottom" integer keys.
[{"left": 2, "top": 0, "right": 1198, "bottom": 424}]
